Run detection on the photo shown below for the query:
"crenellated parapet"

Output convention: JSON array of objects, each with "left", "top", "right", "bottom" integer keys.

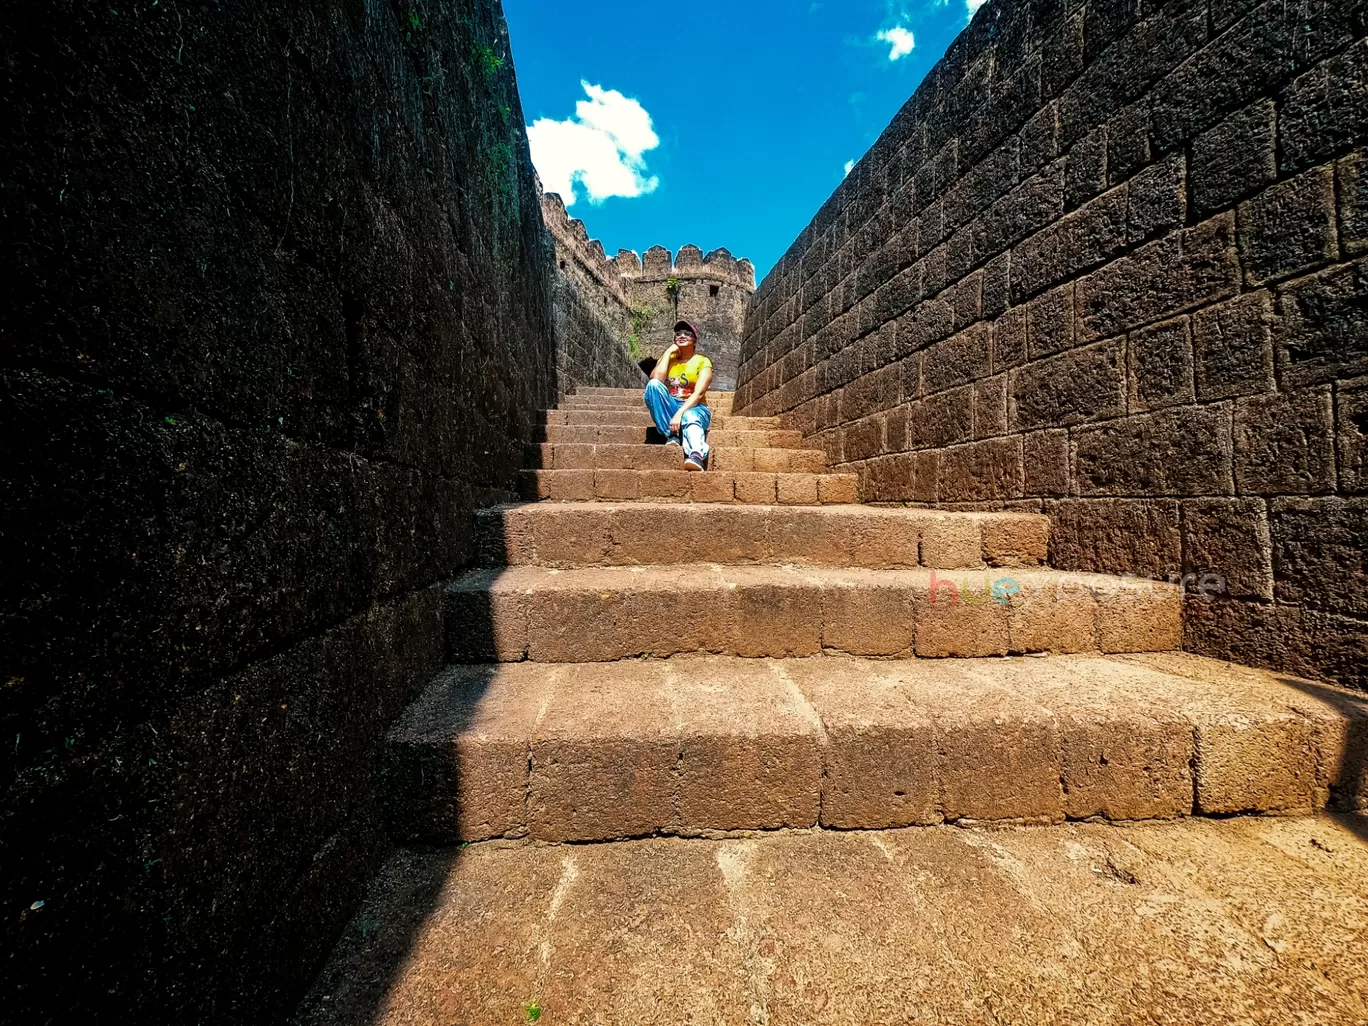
[
  {"left": 539, "top": 191, "right": 755, "bottom": 389},
  {"left": 541, "top": 193, "right": 631, "bottom": 307},
  {"left": 616, "top": 244, "right": 757, "bottom": 290}
]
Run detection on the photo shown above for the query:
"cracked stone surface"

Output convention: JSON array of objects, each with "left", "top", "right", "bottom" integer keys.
[{"left": 296, "top": 814, "right": 1368, "bottom": 1025}]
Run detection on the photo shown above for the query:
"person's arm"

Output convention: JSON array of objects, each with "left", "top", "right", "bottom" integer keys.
[
  {"left": 668, "top": 364, "right": 713, "bottom": 432},
  {"left": 651, "top": 344, "right": 678, "bottom": 383}
]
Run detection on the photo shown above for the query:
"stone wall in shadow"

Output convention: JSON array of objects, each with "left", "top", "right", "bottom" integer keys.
[{"left": 1, "top": 1, "right": 563, "bottom": 1022}]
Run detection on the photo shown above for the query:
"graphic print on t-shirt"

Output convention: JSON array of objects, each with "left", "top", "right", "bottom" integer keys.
[{"left": 667, "top": 353, "right": 712, "bottom": 399}]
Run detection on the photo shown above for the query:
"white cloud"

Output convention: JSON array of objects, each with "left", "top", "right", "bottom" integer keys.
[
  {"left": 966, "top": 0, "right": 989, "bottom": 17},
  {"left": 843, "top": 160, "right": 856, "bottom": 177},
  {"left": 876, "top": 25, "right": 915, "bottom": 60},
  {"left": 527, "top": 82, "right": 660, "bottom": 207}
]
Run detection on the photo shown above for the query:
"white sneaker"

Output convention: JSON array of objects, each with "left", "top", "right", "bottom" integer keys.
[{"left": 684, "top": 457, "right": 705, "bottom": 472}]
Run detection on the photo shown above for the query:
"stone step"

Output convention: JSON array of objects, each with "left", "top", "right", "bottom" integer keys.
[
  {"left": 561, "top": 392, "right": 734, "bottom": 408},
  {"left": 443, "top": 566, "right": 1180, "bottom": 663},
  {"left": 540, "top": 409, "right": 782, "bottom": 430},
  {"left": 524, "top": 443, "right": 826, "bottom": 474},
  {"left": 534, "top": 424, "right": 810, "bottom": 448},
  {"left": 575, "top": 387, "right": 735, "bottom": 400},
  {"left": 382, "top": 652, "right": 1368, "bottom": 844},
  {"left": 518, "top": 468, "right": 858, "bottom": 504},
  {"left": 301, "top": 813, "right": 1368, "bottom": 1026},
  {"left": 475, "top": 502, "right": 1050, "bottom": 570}
]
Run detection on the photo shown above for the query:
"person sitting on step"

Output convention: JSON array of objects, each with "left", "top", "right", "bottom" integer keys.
[{"left": 643, "top": 320, "right": 714, "bottom": 471}]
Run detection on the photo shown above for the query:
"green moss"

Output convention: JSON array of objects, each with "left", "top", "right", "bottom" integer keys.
[{"left": 473, "top": 42, "right": 504, "bottom": 77}]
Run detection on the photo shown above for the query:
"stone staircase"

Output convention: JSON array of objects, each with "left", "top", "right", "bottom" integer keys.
[
  {"left": 387, "top": 387, "right": 1367, "bottom": 842},
  {"left": 523, "top": 389, "right": 858, "bottom": 502},
  {"left": 299, "top": 387, "right": 1368, "bottom": 1024}
]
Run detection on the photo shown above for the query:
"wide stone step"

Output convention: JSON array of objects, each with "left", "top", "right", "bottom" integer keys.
[
  {"left": 519, "top": 468, "right": 858, "bottom": 504},
  {"left": 475, "top": 502, "right": 1050, "bottom": 570},
  {"left": 383, "top": 652, "right": 1368, "bottom": 843},
  {"left": 559, "top": 395, "right": 736, "bottom": 409},
  {"left": 540, "top": 409, "right": 782, "bottom": 430},
  {"left": 444, "top": 566, "right": 1181, "bottom": 663},
  {"left": 574, "top": 387, "right": 735, "bottom": 400},
  {"left": 534, "top": 424, "right": 809, "bottom": 448},
  {"left": 301, "top": 815, "right": 1368, "bottom": 1026},
  {"left": 525, "top": 442, "right": 826, "bottom": 474}
]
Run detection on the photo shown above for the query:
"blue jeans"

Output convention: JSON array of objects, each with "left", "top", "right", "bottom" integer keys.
[{"left": 643, "top": 379, "right": 712, "bottom": 462}]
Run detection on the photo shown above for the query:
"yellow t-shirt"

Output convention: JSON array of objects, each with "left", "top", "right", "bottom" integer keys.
[{"left": 667, "top": 353, "right": 712, "bottom": 399}]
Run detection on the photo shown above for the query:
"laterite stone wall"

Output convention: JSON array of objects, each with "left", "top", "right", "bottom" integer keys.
[
  {"left": 734, "top": 0, "right": 1368, "bottom": 690},
  {"left": 1, "top": 1, "right": 570, "bottom": 1022}
]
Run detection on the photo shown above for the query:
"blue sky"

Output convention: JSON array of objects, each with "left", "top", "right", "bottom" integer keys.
[{"left": 503, "top": 0, "right": 986, "bottom": 284}]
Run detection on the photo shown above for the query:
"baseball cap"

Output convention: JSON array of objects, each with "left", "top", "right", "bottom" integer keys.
[{"left": 673, "top": 320, "right": 699, "bottom": 340}]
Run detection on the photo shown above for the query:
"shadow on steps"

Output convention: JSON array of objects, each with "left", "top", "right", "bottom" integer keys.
[{"left": 1280, "top": 676, "right": 1368, "bottom": 845}]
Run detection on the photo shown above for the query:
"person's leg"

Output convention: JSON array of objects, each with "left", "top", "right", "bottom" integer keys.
[
  {"left": 680, "top": 405, "right": 712, "bottom": 466},
  {"left": 643, "top": 379, "right": 680, "bottom": 440}
]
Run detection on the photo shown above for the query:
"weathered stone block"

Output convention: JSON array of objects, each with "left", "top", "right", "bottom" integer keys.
[
  {"left": 822, "top": 574, "right": 917, "bottom": 655},
  {"left": 897, "top": 298, "right": 956, "bottom": 353},
  {"left": 1191, "top": 291, "right": 1276, "bottom": 399},
  {"left": 981, "top": 515, "right": 1050, "bottom": 567},
  {"left": 817, "top": 474, "right": 860, "bottom": 504},
  {"left": 972, "top": 374, "right": 1008, "bottom": 439},
  {"left": 921, "top": 326, "right": 992, "bottom": 395},
  {"left": 1095, "top": 581, "right": 1183, "bottom": 653},
  {"left": 1342, "top": 149, "right": 1368, "bottom": 256},
  {"left": 906, "top": 387, "right": 973, "bottom": 449},
  {"left": 1233, "top": 387, "right": 1336, "bottom": 495},
  {"left": 1280, "top": 38, "right": 1368, "bottom": 172},
  {"left": 1023, "top": 429, "right": 1071, "bottom": 498},
  {"left": 936, "top": 437, "right": 1023, "bottom": 502},
  {"left": 1020, "top": 101, "right": 1061, "bottom": 174},
  {"left": 1184, "top": 599, "right": 1368, "bottom": 694},
  {"left": 1026, "top": 283, "right": 1075, "bottom": 358},
  {"left": 935, "top": 690, "right": 1064, "bottom": 822},
  {"left": 1012, "top": 184, "right": 1128, "bottom": 302},
  {"left": 1189, "top": 99, "right": 1277, "bottom": 214},
  {"left": 949, "top": 270, "right": 983, "bottom": 330},
  {"left": 1151, "top": 0, "right": 1363, "bottom": 154},
  {"left": 1271, "top": 497, "right": 1368, "bottom": 618},
  {"left": 1194, "top": 712, "right": 1317, "bottom": 815},
  {"left": 1238, "top": 165, "right": 1338, "bottom": 285},
  {"left": 1009, "top": 338, "right": 1125, "bottom": 431},
  {"left": 1126, "top": 154, "right": 1186, "bottom": 244},
  {"left": 943, "top": 142, "right": 1022, "bottom": 233},
  {"left": 1273, "top": 260, "right": 1368, "bottom": 387},
  {"left": 981, "top": 251, "right": 1012, "bottom": 319},
  {"left": 447, "top": 574, "right": 527, "bottom": 662},
  {"left": 841, "top": 415, "right": 884, "bottom": 463},
  {"left": 672, "top": 672, "right": 823, "bottom": 832},
  {"left": 729, "top": 571, "right": 823, "bottom": 656},
  {"left": 1106, "top": 101, "right": 1151, "bottom": 185},
  {"left": 993, "top": 305, "right": 1028, "bottom": 371},
  {"left": 972, "top": 162, "right": 1066, "bottom": 267},
  {"left": 1077, "top": 214, "right": 1240, "bottom": 342},
  {"left": 1074, "top": 405, "right": 1234, "bottom": 497},
  {"left": 1181, "top": 498, "right": 1274, "bottom": 600},
  {"left": 1064, "top": 127, "right": 1108, "bottom": 210},
  {"left": 529, "top": 679, "right": 677, "bottom": 842},
  {"left": 1045, "top": 498, "right": 1182, "bottom": 577},
  {"left": 1128, "top": 316, "right": 1194, "bottom": 411},
  {"left": 793, "top": 669, "right": 940, "bottom": 829},
  {"left": 1337, "top": 386, "right": 1368, "bottom": 494}
]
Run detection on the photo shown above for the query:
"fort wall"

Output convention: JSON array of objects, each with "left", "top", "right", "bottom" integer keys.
[
  {"left": 0, "top": 2, "right": 625, "bottom": 1021},
  {"left": 541, "top": 193, "right": 755, "bottom": 389},
  {"left": 734, "top": 0, "right": 1368, "bottom": 690}
]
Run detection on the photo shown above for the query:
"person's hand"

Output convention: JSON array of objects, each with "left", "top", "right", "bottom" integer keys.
[
  {"left": 662, "top": 343, "right": 679, "bottom": 359},
  {"left": 669, "top": 411, "right": 683, "bottom": 435}
]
